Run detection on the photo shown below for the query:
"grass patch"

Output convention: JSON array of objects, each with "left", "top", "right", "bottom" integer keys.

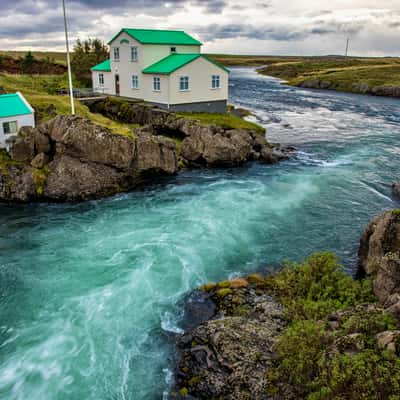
[
  {"left": 0, "top": 149, "right": 24, "bottom": 175},
  {"left": 263, "top": 252, "right": 400, "bottom": 399},
  {"left": 0, "top": 73, "right": 136, "bottom": 138},
  {"left": 290, "top": 65, "right": 400, "bottom": 92},
  {"left": 177, "top": 111, "right": 265, "bottom": 135},
  {"left": 32, "top": 166, "right": 49, "bottom": 195},
  {"left": 255, "top": 57, "right": 400, "bottom": 94}
]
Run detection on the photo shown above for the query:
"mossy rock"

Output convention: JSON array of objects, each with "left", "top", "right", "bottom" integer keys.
[
  {"left": 218, "top": 280, "right": 231, "bottom": 288},
  {"left": 229, "top": 278, "right": 249, "bottom": 289},
  {"left": 217, "top": 288, "right": 232, "bottom": 298},
  {"left": 247, "top": 273, "right": 265, "bottom": 285},
  {"left": 200, "top": 282, "right": 217, "bottom": 292}
]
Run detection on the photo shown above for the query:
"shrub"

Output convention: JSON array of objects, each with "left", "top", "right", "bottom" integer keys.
[{"left": 266, "top": 253, "right": 400, "bottom": 399}]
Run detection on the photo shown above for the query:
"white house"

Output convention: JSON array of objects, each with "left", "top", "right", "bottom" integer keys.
[
  {"left": 0, "top": 92, "right": 35, "bottom": 150},
  {"left": 91, "top": 28, "right": 229, "bottom": 113}
]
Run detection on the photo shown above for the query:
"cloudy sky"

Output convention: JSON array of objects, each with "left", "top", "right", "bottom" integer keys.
[{"left": 1, "top": 0, "right": 399, "bottom": 56}]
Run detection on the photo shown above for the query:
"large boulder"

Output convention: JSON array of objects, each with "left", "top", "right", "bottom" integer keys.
[
  {"left": 358, "top": 210, "right": 400, "bottom": 316},
  {"left": 44, "top": 155, "right": 123, "bottom": 201},
  {"left": 10, "top": 128, "right": 35, "bottom": 162},
  {"left": 181, "top": 128, "right": 254, "bottom": 166},
  {"left": 49, "top": 115, "right": 136, "bottom": 170},
  {"left": 172, "top": 278, "right": 285, "bottom": 400},
  {"left": 134, "top": 134, "right": 178, "bottom": 175}
]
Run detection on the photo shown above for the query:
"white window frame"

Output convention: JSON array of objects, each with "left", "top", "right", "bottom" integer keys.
[
  {"left": 98, "top": 73, "right": 104, "bottom": 86},
  {"left": 131, "top": 75, "right": 139, "bottom": 89},
  {"left": 179, "top": 76, "right": 190, "bottom": 91},
  {"left": 153, "top": 77, "right": 161, "bottom": 92},
  {"left": 211, "top": 75, "right": 221, "bottom": 89},
  {"left": 131, "top": 46, "right": 138, "bottom": 62},
  {"left": 113, "top": 47, "right": 120, "bottom": 61},
  {"left": 3, "top": 121, "right": 18, "bottom": 135}
]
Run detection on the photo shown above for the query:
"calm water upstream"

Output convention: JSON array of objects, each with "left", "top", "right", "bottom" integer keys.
[{"left": 0, "top": 68, "right": 399, "bottom": 399}]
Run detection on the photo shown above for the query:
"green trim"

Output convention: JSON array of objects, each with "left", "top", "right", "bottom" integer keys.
[
  {"left": 143, "top": 54, "right": 200, "bottom": 74},
  {"left": 142, "top": 54, "right": 229, "bottom": 75},
  {"left": 120, "top": 39, "right": 130, "bottom": 44},
  {"left": 108, "top": 28, "right": 202, "bottom": 46},
  {"left": 0, "top": 93, "right": 32, "bottom": 118},
  {"left": 91, "top": 59, "right": 111, "bottom": 72}
]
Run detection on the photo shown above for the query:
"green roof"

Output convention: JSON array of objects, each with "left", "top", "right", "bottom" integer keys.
[
  {"left": 142, "top": 54, "right": 230, "bottom": 75},
  {"left": 108, "top": 28, "right": 202, "bottom": 46},
  {"left": 0, "top": 93, "right": 32, "bottom": 118},
  {"left": 91, "top": 59, "right": 111, "bottom": 72}
]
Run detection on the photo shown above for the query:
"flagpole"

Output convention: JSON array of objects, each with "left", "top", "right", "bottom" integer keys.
[{"left": 62, "top": 0, "right": 75, "bottom": 115}]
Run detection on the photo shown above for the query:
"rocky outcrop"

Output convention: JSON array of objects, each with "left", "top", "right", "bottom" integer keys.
[
  {"left": 1, "top": 102, "right": 292, "bottom": 202},
  {"left": 86, "top": 97, "right": 292, "bottom": 167},
  {"left": 297, "top": 79, "right": 400, "bottom": 98},
  {"left": 0, "top": 115, "right": 178, "bottom": 202},
  {"left": 171, "top": 278, "right": 286, "bottom": 400},
  {"left": 392, "top": 183, "right": 400, "bottom": 199},
  {"left": 358, "top": 210, "right": 400, "bottom": 317}
]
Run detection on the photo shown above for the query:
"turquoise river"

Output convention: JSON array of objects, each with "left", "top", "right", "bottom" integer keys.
[{"left": 0, "top": 68, "right": 399, "bottom": 399}]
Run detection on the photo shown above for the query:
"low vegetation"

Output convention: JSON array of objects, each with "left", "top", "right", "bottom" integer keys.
[
  {"left": 177, "top": 111, "right": 265, "bottom": 135},
  {"left": 0, "top": 72, "right": 134, "bottom": 137},
  {"left": 263, "top": 253, "right": 400, "bottom": 399},
  {"left": 255, "top": 57, "right": 400, "bottom": 94}
]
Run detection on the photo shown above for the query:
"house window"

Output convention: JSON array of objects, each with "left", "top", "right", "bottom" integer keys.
[
  {"left": 99, "top": 73, "right": 104, "bottom": 86},
  {"left": 131, "top": 46, "right": 138, "bottom": 61},
  {"left": 114, "top": 47, "right": 120, "bottom": 61},
  {"left": 170, "top": 47, "right": 177, "bottom": 53},
  {"left": 3, "top": 121, "right": 18, "bottom": 135},
  {"left": 212, "top": 75, "right": 221, "bottom": 89},
  {"left": 131, "top": 75, "right": 139, "bottom": 89},
  {"left": 153, "top": 77, "right": 161, "bottom": 91},
  {"left": 179, "top": 76, "right": 189, "bottom": 91}
]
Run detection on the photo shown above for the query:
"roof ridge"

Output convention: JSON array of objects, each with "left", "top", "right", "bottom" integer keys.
[
  {"left": 0, "top": 93, "right": 18, "bottom": 97},
  {"left": 123, "top": 28, "right": 185, "bottom": 32}
]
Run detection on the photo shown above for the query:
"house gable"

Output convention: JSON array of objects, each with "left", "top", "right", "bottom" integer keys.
[{"left": 142, "top": 54, "right": 230, "bottom": 75}]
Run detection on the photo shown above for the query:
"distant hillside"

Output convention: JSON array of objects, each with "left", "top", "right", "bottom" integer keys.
[
  {"left": 0, "top": 52, "right": 67, "bottom": 75},
  {"left": 0, "top": 51, "right": 67, "bottom": 66}
]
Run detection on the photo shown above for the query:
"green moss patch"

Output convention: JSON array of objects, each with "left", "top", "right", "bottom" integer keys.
[
  {"left": 32, "top": 166, "right": 49, "bottom": 195},
  {"left": 177, "top": 111, "right": 265, "bottom": 135}
]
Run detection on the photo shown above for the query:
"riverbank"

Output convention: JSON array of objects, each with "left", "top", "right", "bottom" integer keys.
[
  {"left": 171, "top": 210, "right": 400, "bottom": 399},
  {"left": 255, "top": 57, "right": 400, "bottom": 98},
  {"left": 0, "top": 99, "right": 291, "bottom": 202}
]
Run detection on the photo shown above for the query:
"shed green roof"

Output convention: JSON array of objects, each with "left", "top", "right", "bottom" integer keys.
[
  {"left": 91, "top": 59, "right": 111, "bottom": 72},
  {"left": 142, "top": 53, "right": 230, "bottom": 75},
  {"left": 0, "top": 93, "right": 32, "bottom": 118},
  {"left": 108, "top": 28, "right": 202, "bottom": 46}
]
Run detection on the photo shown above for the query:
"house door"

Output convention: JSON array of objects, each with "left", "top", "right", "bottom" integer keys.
[{"left": 115, "top": 74, "right": 120, "bottom": 96}]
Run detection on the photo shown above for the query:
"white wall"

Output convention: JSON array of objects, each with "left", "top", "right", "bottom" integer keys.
[
  {"left": 169, "top": 57, "right": 229, "bottom": 105},
  {"left": 92, "top": 71, "right": 114, "bottom": 95},
  {"left": 0, "top": 114, "right": 35, "bottom": 149},
  {"left": 141, "top": 74, "right": 170, "bottom": 106},
  {"left": 108, "top": 31, "right": 201, "bottom": 100}
]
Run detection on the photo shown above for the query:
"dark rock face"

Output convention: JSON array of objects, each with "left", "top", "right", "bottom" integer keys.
[
  {"left": 358, "top": 210, "right": 400, "bottom": 317},
  {"left": 392, "top": 183, "right": 400, "bottom": 199},
  {"left": 0, "top": 115, "right": 178, "bottom": 202},
  {"left": 85, "top": 97, "right": 293, "bottom": 168},
  {"left": 171, "top": 278, "right": 285, "bottom": 400}
]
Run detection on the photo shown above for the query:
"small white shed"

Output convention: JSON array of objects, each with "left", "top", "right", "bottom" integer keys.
[{"left": 0, "top": 92, "right": 35, "bottom": 150}]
